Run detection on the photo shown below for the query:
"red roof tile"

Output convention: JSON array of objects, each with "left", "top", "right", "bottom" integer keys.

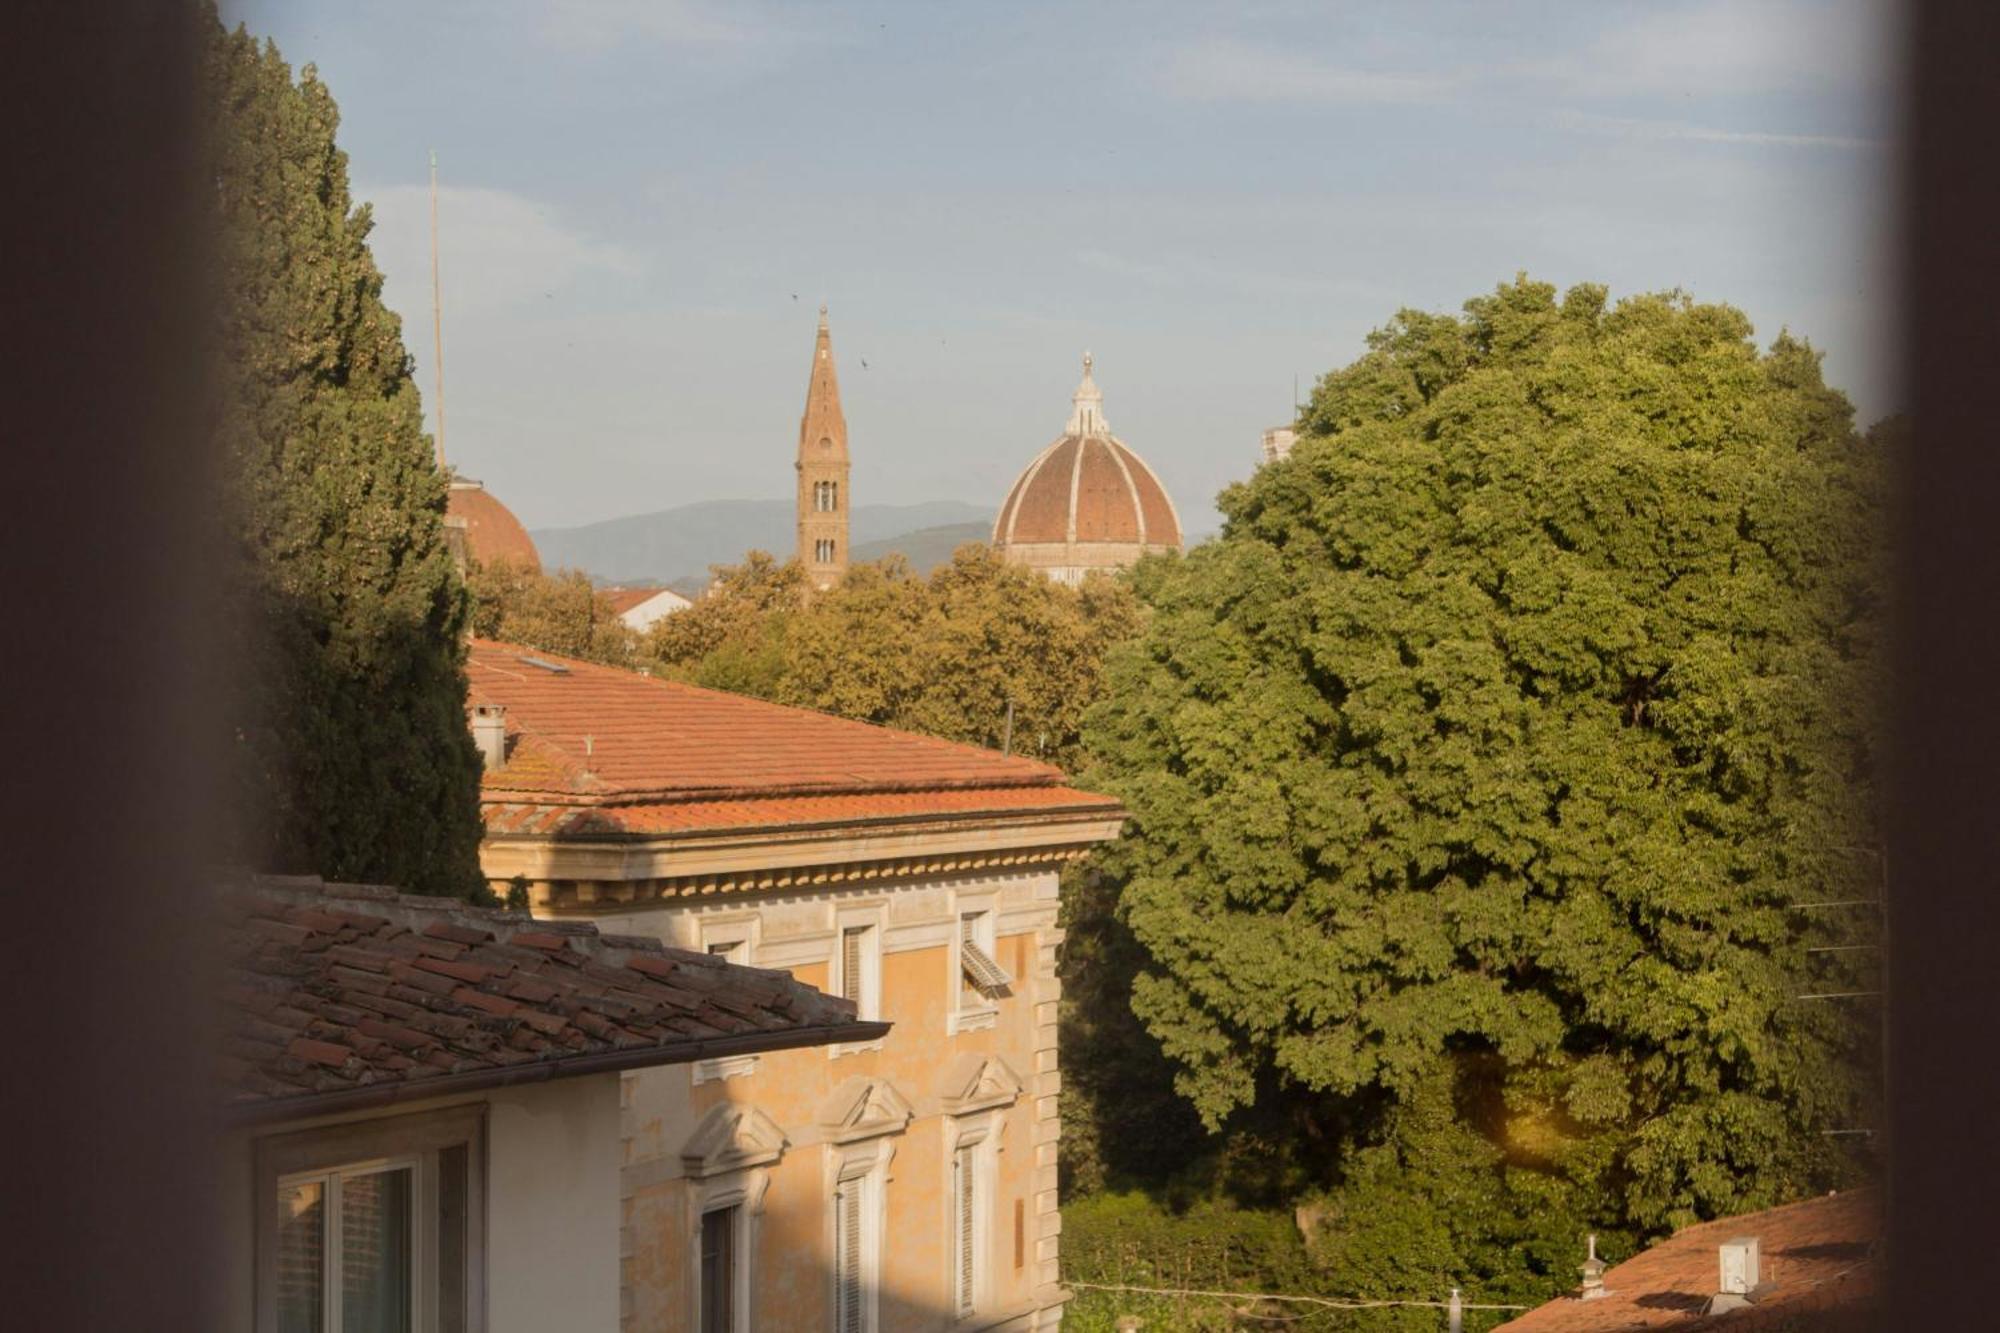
[
  {"left": 483, "top": 784, "right": 1122, "bottom": 837},
  {"left": 466, "top": 639, "right": 1123, "bottom": 836},
  {"left": 222, "top": 874, "right": 882, "bottom": 1121},
  {"left": 1497, "top": 1189, "right": 1878, "bottom": 1331}
]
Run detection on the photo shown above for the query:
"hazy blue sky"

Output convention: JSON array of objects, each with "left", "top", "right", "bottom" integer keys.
[{"left": 228, "top": 0, "right": 1897, "bottom": 533}]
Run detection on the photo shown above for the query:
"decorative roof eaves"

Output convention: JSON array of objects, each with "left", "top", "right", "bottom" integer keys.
[
  {"left": 480, "top": 797, "right": 1128, "bottom": 844},
  {"left": 226, "top": 1019, "right": 891, "bottom": 1127}
]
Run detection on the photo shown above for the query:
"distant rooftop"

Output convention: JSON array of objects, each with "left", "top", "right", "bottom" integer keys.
[
  {"left": 1496, "top": 1188, "right": 1878, "bottom": 1331},
  {"left": 601, "top": 585, "right": 689, "bottom": 616},
  {"left": 465, "top": 638, "right": 1123, "bottom": 837}
]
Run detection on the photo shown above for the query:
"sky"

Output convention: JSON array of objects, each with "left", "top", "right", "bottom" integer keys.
[{"left": 228, "top": 0, "right": 1898, "bottom": 535}]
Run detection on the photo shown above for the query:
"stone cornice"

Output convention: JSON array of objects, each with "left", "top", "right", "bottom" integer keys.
[
  {"left": 515, "top": 844, "right": 1100, "bottom": 913},
  {"left": 479, "top": 807, "right": 1123, "bottom": 904}
]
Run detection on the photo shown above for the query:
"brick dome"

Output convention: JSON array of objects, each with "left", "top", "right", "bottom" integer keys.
[
  {"left": 992, "top": 355, "right": 1181, "bottom": 585},
  {"left": 447, "top": 479, "right": 541, "bottom": 572}
]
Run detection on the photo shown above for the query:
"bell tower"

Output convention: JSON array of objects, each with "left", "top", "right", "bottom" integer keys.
[{"left": 796, "top": 304, "right": 850, "bottom": 589}]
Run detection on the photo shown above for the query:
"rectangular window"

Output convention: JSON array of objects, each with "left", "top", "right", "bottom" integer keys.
[
  {"left": 840, "top": 924, "right": 876, "bottom": 1016},
  {"left": 699, "top": 1207, "right": 737, "bottom": 1333},
  {"left": 831, "top": 913, "right": 885, "bottom": 1054},
  {"left": 953, "top": 1144, "right": 978, "bottom": 1318},
  {"left": 257, "top": 1108, "right": 480, "bottom": 1333},
  {"left": 701, "top": 919, "right": 755, "bottom": 967},
  {"left": 834, "top": 1178, "right": 864, "bottom": 1333},
  {"left": 959, "top": 912, "right": 1012, "bottom": 1002}
]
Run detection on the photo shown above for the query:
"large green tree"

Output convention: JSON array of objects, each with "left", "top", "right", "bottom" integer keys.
[
  {"left": 1081, "top": 278, "right": 1884, "bottom": 1287},
  {"left": 208, "top": 14, "right": 484, "bottom": 896}
]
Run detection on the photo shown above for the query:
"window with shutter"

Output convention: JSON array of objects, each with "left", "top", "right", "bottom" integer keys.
[
  {"left": 958, "top": 914, "right": 1013, "bottom": 995},
  {"left": 955, "top": 1144, "right": 976, "bottom": 1316},
  {"left": 841, "top": 927, "right": 865, "bottom": 1006},
  {"left": 258, "top": 1105, "right": 482, "bottom": 1333},
  {"left": 834, "top": 1182, "right": 863, "bottom": 1333}
]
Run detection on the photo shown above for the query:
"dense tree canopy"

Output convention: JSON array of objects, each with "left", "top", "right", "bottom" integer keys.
[
  {"left": 645, "top": 546, "right": 1143, "bottom": 771},
  {"left": 208, "top": 13, "right": 484, "bottom": 896},
  {"left": 465, "top": 560, "right": 637, "bottom": 666},
  {"left": 1080, "top": 278, "right": 1885, "bottom": 1282}
]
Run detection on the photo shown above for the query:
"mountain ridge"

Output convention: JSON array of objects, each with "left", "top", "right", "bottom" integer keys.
[{"left": 531, "top": 499, "right": 993, "bottom": 586}]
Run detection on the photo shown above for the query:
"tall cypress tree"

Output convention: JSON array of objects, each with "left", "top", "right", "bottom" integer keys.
[{"left": 206, "top": 12, "right": 484, "bottom": 896}]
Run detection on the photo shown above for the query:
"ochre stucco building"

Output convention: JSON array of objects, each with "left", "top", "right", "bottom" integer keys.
[
  {"left": 465, "top": 639, "right": 1125, "bottom": 1331},
  {"left": 992, "top": 355, "right": 1181, "bottom": 585}
]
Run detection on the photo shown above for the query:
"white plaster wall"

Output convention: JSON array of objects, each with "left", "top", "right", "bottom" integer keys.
[
  {"left": 488, "top": 1075, "right": 623, "bottom": 1333},
  {"left": 219, "top": 1075, "right": 622, "bottom": 1332},
  {"left": 619, "top": 591, "right": 691, "bottom": 633}
]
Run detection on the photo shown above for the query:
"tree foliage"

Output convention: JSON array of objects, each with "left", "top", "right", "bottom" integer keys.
[
  {"left": 643, "top": 551, "right": 812, "bottom": 698},
  {"left": 643, "top": 545, "right": 1143, "bottom": 771},
  {"left": 465, "top": 560, "right": 636, "bottom": 666},
  {"left": 207, "top": 12, "right": 484, "bottom": 896},
  {"left": 1080, "top": 278, "right": 1885, "bottom": 1261}
]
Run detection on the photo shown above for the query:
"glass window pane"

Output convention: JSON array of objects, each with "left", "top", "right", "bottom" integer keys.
[
  {"left": 340, "top": 1167, "right": 412, "bottom": 1333},
  {"left": 276, "top": 1179, "right": 325, "bottom": 1333}
]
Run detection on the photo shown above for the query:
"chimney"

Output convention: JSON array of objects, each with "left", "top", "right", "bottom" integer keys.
[
  {"left": 470, "top": 704, "right": 506, "bottom": 770},
  {"left": 1709, "top": 1236, "right": 1762, "bottom": 1313},
  {"left": 1579, "top": 1234, "right": 1608, "bottom": 1300}
]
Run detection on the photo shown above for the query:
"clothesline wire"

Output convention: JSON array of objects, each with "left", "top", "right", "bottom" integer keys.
[{"left": 1067, "top": 1280, "right": 1529, "bottom": 1312}]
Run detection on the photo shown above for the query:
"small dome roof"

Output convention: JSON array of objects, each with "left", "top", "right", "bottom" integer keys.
[
  {"left": 993, "top": 356, "right": 1181, "bottom": 557},
  {"left": 447, "top": 479, "right": 541, "bottom": 571}
]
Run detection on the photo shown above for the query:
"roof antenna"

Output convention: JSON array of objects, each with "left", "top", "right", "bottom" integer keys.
[{"left": 429, "top": 148, "right": 447, "bottom": 471}]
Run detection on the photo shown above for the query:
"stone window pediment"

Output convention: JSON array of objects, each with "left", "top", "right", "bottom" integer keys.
[
  {"left": 938, "top": 1054, "right": 1024, "bottom": 1117},
  {"left": 682, "top": 1103, "right": 788, "bottom": 1179},
  {"left": 818, "top": 1076, "right": 914, "bottom": 1145}
]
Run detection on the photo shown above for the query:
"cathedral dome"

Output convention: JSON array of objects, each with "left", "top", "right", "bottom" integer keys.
[
  {"left": 447, "top": 478, "right": 541, "bottom": 572},
  {"left": 992, "top": 355, "right": 1181, "bottom": 585}
]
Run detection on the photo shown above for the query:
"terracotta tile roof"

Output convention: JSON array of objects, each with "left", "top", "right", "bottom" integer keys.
[
  {"left": 466, "top": 640, "right": 1122, "bottom": 835},
  {"left": 222, "top": 874, "right": 882, "bottom": 1122},
  {"left": 484, "top": 784, "right": 1123, "bottom": 837},
  {"left": 1497, "top": 1190, "right": 1878, "bottom": 1331}
]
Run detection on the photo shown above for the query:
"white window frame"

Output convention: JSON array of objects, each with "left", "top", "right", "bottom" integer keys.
[
  {"left": 694, "top": 915, "right": 765, "bottom": 1082},
  {"left": 831, "top": 903, "right": 887, "bottom": 1056},
  {"left": 699, "top": 914, "right": 758, "bottom": 965},
  {"left": 948, "top": 892, "right": 1003, "bottom": 1034},
  {"left": 946, "top": 1113, "right": 1004, "bottom": 1322},
  {"left": 253, "top": 1103, "right": 486, "bottom": 1333},
  {"left": 685, "top": 1171, "right": 769, "bottom": 1333},
  {"left": 827, "top": 1137, "right": 895, "bottom": 1333},
  {"left": 680, "top": 1101, "right": 786, "bottom": 1333}
]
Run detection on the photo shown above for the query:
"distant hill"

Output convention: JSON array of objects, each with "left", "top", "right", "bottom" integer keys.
[
  {"left": 532, "top": 499, "right": 992, "bottom": 586},
  {"left": 850, "top": 522, "right": 993, "bottom": 574}
]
